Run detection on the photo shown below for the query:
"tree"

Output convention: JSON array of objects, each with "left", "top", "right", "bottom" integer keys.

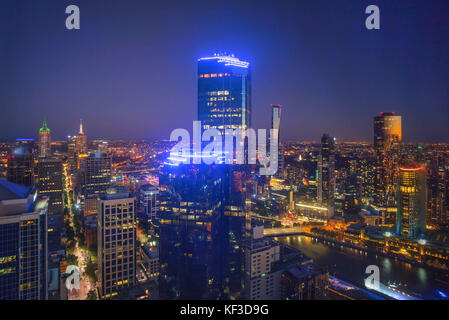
[
  {"left": 67, "top": 254, "right": 78, "bottom": 266},
  {"left": 85, "top": 258, "right": 97, "bottom": 283},
  {"left": 88, "top": 244, "right": 98, "bottom": 258},
  {"left": 87, "top": 289, "right": 97, "bottom": 300}
]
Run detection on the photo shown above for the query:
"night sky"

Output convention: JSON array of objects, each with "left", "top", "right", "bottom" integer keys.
[{"left": 1, "top": 0, "right": 448, "bottom": 142}]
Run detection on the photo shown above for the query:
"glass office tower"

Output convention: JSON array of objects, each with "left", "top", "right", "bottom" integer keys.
[
  {"left": 198, "top": 54, "right": 251, "bottom": 133},
  {"left": 0, "top": 180, "right": 48, "bottom": 300}
]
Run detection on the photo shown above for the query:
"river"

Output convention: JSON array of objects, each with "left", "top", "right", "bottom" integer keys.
[{"left": 276, "top": 235, "right": 449, "bottom": 300}]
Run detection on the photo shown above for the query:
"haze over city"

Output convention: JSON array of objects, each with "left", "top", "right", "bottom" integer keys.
[
  {"left": 1, "top": 0, "right": 449, "bottom": 310},
  {"left": 1, "top": 0, "right": 448, "bottom": 142}
]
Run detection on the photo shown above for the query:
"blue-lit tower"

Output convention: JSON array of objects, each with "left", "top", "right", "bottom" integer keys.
[{"left": 197, "top": 54, "right": 251, "bottom": 133}]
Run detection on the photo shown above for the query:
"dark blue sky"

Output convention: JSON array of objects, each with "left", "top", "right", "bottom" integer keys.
[{"left": 1, "top": 0, "right": 448, "bottom": 142}]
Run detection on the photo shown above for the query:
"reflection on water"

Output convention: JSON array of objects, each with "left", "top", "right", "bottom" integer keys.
[{"left": 277, "top": 235, "right": 449, "bottom": 300}]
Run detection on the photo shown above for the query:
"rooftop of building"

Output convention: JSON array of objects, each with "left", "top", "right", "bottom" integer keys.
[
  {"left": 361, "top": 209, "right": 382, "bottom": 217},
  {"left": 399, "top": 161, "right": 425, "bottom": 171},
  {"left": 101, "top": 185, "right": 131, "bottom": 200},
  {"left": 284, "top": 263, "right": 326, "bottom": 280},
  {"left": 0, "top": 179, "right": 33, "bottom": 201},
  {"left": 0, "top": 179, "right": 46, "bottom": 217},
  {"left": 140, "top": 184, "right": 159, "bottom": 193},
  {"left": 198, "top": 53, "right": 249, "bottom": 68}
]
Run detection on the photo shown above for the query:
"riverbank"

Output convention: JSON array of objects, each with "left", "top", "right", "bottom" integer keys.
[
  {"left": 273, "top": 230, "right": 449, "bottom": 275},
  {"left": 276, "top": 234, "right": 449, "bottom": 299}
]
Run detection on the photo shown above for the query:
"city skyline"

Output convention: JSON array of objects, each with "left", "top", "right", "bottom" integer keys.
[
  {"left": 1, "top": 0, "right": 448, "bottom": 142},
  {"left": 1, "top": 0, "right": 449, "bottom": 304}
]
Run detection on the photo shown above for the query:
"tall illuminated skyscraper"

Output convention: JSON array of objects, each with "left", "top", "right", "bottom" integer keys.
[
  {"left": 317, "top": 134, "right": 335, "bottom": 218},
  {"left": 0, "top": 180, "right": 48, "bottom": 300},
  {"left": 98, "top": 186, "right": 136, "bottom": 299},
  {"left": 197, "top": 54, "right": 251, "bottom": 298},
  {"left": 197, "top": 54, "right": 251, "bottom": 133},
  {"left": 37, "top": 157, "right": 63, "bottom": 216},
  {"left": 396, "top": 163, "right": 427, "bottom": 239},
  {"left": 67, "top": 135, "right": 77, "bottom": 170},
  {"left": 38, "top": 120, "right": 51, "bottom": 158},
  {"left": 271, "top": 104, "right": 283, "bottom": 178},
  {"left": 158, "top": 162, "right": 224, "bottom": 299},
  {"left": 76, "top": 119, "right": 88, "bottom": 156},
  {"left": 83, "top": 152, "right": 112, "bottom": 197},
  {"left": 373, "top": 112, "right": 402, "bottom": 218},
  {"left": 427, "top": 154, "right": 448, "bottom": 227}
]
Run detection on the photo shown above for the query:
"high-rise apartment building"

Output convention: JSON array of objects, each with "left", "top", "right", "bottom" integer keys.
[
  {"left": 373, "top": 112, "right": 402, "bottom": 220},
  {"left": 396, "top": 163, "right": 427, "bottom": 239},
  {"left": 427, "top": 154, "right": 448, "bottom": 227},
  {"left": 317, "top": 134, "right": 335, "bottom": 218},
  {"left": 271, "top": 104, "right": 283, "bottom": 178},
  {"left": 246, "top": 225, "right": 281, "bottom": 300},
  {"left": 98, "top": 186, "right": 136, "bottom": 299}
]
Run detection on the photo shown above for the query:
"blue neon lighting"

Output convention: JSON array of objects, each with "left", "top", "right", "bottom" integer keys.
[{"left": 198, "top": 54, "right": 249, "bottom": 68}]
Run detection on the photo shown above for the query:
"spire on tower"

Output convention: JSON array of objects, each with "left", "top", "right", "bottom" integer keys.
[
  {"left": 40, "top": 119, "right": 50, "bottom": 132},
  {"left": 79, "top": 119, "right": 84, "bottom": 135}
]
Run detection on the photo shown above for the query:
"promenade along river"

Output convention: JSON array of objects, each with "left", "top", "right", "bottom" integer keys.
[{"left": 276, "top": 235, "right": 449, "bottom": 300}]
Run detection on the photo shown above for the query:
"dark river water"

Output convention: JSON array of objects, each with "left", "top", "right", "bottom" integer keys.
[{"left": 276, "top": 235, "right": 449, "bottom": 300}]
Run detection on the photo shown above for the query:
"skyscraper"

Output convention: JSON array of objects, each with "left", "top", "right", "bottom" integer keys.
[
  {"left": 373, "top": 112, "right": 402, "bottom": 219},
  {"left": 7, "top": 139, "right": 35, "bottom": 187},
  {"left": 38, "top": 120, "right": 51, "bottom": 158},
  {"left": 37, "top": 157, "right": 63, "bottom": 216},
  {"left": 197, "top": 54, "right": 251, "bottom": 133},
  {"left": 76, "top": 119, "right": 87, "bottom": 156},
  {"left": 197, "top": 54, "right": 251, "bottom": 299},
  {"left": 246, "top": 225, "right": 281, "bottom": 300},
  {"left": 67, "top": 135, "right": 77, "bottom": 170},
  {"left": 158, "top": 160, "right": 224, "bottom": 299},
  {"left": 0, "top": 180, "right": 48, "bottom": 300},
  {"left": 396, "top": 163, "right": 427, "bottom": 239},
  {"left": 317, "top": 134, "right": 335, "bottom": 218},
  {"left": 271, "top": 105, "right": 284, "bottom": 178},
  {"left": 427, "top": 154, "right": 448, "bottom": 227},
  {"left": 83, "top": 152, "right": 112, "bottom": 197},
  {"left": 98, "top": 186, "right": 136, "bottom": 299},
  {"left": 138, "top": 184, "right": 159, "bottom": 222}
]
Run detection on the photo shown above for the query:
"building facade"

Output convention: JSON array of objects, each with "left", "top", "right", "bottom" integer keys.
[
  {"left": 98, "top": 186, "right": 136, "bottom": 299},
  {"left": 38, "top": 120, "right": 51, "bottom": 158},
  {"left": 7, "top": 139, "right": 35, "bottom": 187},
  {"left": 373, "top": 112, "right": 402, "bottom": 220},
  {"left": 0, "top": 180, "right": 48, "bottom": 300},
  {"left": 396, "top": 163, "right": 427, "bottom": 239},
  {"left": 83, "top": 152, "right": 112, "bottom": 197},
  {"left": 37, "top": 157, "right": 63, "bottom": 216},
  {"left": 198, "top": 54, "right": 251, "bottom": 133},
  {"left": 317, "top": 134, "right": 335, "bottom": 218}
]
